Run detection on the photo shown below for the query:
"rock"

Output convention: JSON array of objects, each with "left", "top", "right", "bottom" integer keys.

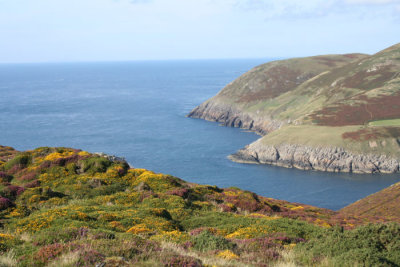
[
  {"left": 187, "top": 100, "right": 284, "bottom": 135},
  {"left": 230, "top": 139, "right": 400, "bottom": 174},
  {"left": 94, "top": 152, "right": 131, "bottom": 166},
  {"left": 134, "top": 182, "right": 152, "bottom": 192}
]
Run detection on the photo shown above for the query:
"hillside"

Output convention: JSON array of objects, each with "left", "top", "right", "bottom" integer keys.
[
  {"left": 1, "top": 145, "right": 400, "bottom": 266},
  {"left": 340, "top": 181, "right": 400, "bottom": 222},
  {"left": 188, "top": 43, "right": 400, "bottom": 173}
]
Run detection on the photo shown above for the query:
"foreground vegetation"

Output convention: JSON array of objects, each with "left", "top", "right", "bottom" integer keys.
[{"left": 0, "top": 145, "right": 399, "bottom": 266}]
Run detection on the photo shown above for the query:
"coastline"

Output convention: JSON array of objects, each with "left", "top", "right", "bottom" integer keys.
[
  {"left": 229, "top": 141, "right": 400, "bottom": 174},
  {"left": 188, "top": 101, "right": 400, "bottom": 174}
]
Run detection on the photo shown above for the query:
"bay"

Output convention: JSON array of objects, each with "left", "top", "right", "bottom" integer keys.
[{"left": 0, "top": 59, "right": 398, "bottom": 210}]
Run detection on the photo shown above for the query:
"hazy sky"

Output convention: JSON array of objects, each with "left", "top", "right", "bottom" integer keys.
[{"left": 0, "top": 0, "right": 399, "bottom": 63}]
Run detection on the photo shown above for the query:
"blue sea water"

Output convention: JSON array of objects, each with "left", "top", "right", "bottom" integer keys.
[{"left": 0, "top": 60, "right": 398, "bottom": 210}]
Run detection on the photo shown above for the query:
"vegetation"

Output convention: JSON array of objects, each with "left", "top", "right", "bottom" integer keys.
[
  {"left": 369, "top": 119, "right": 400, "bottom": 127},
  {"left": 0, "top": 145, "right": 399, "bottom": 266},
  {"left": 192, "top": 43, "right": 400, "bottom": 160},
  {"left": 341, "top": 182, "right": 400, "bottom": 223}
]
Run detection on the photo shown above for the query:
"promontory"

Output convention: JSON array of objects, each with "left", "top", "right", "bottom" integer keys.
[{"left": 188, "top": 43, "right": 400, "bottom": 173}]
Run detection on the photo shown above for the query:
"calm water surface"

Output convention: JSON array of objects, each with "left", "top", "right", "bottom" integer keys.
[{"left": 0, "top": 60, "right": 398, "bottom": 210}]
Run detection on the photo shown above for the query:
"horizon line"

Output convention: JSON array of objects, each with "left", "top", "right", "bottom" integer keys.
[{"left": 0, "top": 56, "right": 285, "bottom": 65}]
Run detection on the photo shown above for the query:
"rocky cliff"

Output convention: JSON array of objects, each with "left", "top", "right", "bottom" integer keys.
[
  {"left": 187, "top": 100, "right": 283, "bottom": 135},
  {"left": 229, "top": 139, "right": 400, "bottom": 174}
]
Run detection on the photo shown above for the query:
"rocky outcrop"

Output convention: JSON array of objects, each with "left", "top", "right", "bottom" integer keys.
[
  {"left": 187, "top": 100, "right": 284, "bottom": 135},
  {"left": 229, "top": 139, "right": 400, "bottom": 174},
  {"left": 94, "top": 152, "right": 131, "bottom": 167}
]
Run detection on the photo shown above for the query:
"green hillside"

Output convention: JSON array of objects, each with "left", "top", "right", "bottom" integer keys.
[
  {"left": 1, "top": 145, "right": 400, "bottom": 266},
  {"left": 189, "top": 43, "right": 400, "bottom": 168},
  {"left": 213, "top": 53, "right": 368, "bottom": 108}
]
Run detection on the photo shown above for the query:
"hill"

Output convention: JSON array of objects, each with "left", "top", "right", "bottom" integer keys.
[
  {"left": 188, "top": 43, "right": 400, "bottom": 173},
  {"left": 340, "top": 181, "right": 400, "bottom": 222},
  {"left": 1, "top": 145, "right": 400, "bottom": 266}
]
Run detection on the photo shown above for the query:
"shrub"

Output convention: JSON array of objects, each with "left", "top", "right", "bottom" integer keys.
[
  {"left": 167, "top": 188, "right": 190, "bottom": 198},
  {"left": 24, "top": 180, "right": 40, "bottom": 188},
  {"left": 75, "top": 247, "right": 105, "bottom": 267},
  {"left": 80, "top": 157, "right": 112, "bottom": 174},
  {"left": 3, "top": 154, "right": 31, "bottom": 171},
  {"left": 0, "top": 233, "right": 22, "bottom": 252},
  {"left": 0, "top": 197, "right": 13, "bottom": 210},
  {"left": 217, "top": 250, "right": 239, "bottom": 260},
  {"left": 162, "top": 254, "right": 202, "bottom": 267},
  {"left": 0, "top": 171, "right": 12, "bottom": 183},
  {"left": 295, "top": 223, "right": 400, "bottom": 266},
  {"left": 89, "top": 229, "right": 115, "bottom": 240},
  {"left": 33, "top": 227, "right": 87, "bottom": 245},
  {"left": 191, "top": 230, "right": 235, "bottom": 252},
  {"left": 33, "top": 243, "right": 67, "bottom": 265},
  {"left": 0, "top": 185, "right": 25, "bottom": 201},
  {"left": 18, "top": 172, "right": 36, "bottom": 182}
]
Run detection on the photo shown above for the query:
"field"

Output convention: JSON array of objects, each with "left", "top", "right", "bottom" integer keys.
[{"left": 369, "top": 119, "right": 400, "bottom": 127}]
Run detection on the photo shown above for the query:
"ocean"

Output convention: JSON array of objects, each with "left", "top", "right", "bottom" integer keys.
[{"left": 0, "top": 59, "right": 398, "bottom": 210}]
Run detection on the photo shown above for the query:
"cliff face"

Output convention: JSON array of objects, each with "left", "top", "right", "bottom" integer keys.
[
  {"left": 230, "top": 139, "right": 400, "bottom": 174},
  {"left": 187, "top": 100, "right": 283, "bottom": 135},
  {"left": 188, "top": 43, "right": 400, "bottom": 173}
]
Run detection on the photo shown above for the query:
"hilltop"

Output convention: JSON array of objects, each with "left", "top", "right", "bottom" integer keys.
[
  {"left": 188, "top": 43, "right": 400, "bottom": 173},
  {"left": 0, "top": 145, "right": 400, "bottom": 266}
]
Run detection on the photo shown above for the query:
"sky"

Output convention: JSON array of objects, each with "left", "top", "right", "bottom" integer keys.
[{"left": 0, "top": 0, "right": 399, "bottom": 63}]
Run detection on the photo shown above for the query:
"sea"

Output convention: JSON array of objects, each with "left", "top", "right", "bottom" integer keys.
[{"left": 0, "top": 59, "right": 399, "bottom": 210}]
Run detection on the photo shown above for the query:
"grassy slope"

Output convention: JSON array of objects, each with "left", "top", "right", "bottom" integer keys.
[
  {"left": 369, "top": 119, "right": 400, "bottom": 126},
  {"left": 0, "top": 146, "right": 399, "bottom": 266},
  {"left": 198, "top": 43, "right": 400, "bottom": 158},
  {"left": 211, "top": 53, "right": 368, "bottom": 107}
]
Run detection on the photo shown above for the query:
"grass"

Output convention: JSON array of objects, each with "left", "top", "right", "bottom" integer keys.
[{"left": 369, "top": 119, "right": 400, "bottom": 126}]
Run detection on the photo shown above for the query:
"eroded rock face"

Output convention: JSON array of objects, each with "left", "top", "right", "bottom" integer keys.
[
  {"left": 187, "top": 100, "right": 283, "bottom": 135},
  {"left": 229, "top": 139, "right": 400, "bottom": 174}
]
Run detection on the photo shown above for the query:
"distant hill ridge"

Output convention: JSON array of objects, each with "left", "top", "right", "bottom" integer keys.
[{"left": 188, "top": 43, "right": 400, "bottom": 173}]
